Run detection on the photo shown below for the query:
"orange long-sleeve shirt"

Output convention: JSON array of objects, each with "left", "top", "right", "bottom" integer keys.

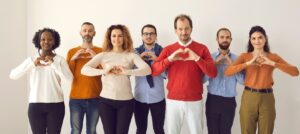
[
  {"left": 66, "top": 46, "right": 102, "bottom": 99},
  {"left": 224, "top": 53, "right": 299, "bottom": 89}
]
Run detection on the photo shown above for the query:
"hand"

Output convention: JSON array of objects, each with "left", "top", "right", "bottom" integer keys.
[
  {"left": 246, "top": 54, "right": 259, "bottom": 66},
  {"left": 85, "top": 48, "right": 96, "bottom": 58},
  {"left": 146, "top": 52, "right": 157, "bottom": 61},
  {"left": 183, "top": 48, "right": 200, "bottom": 61},
  {"left": 107, "top": 66, "right": 127, "bottom": 75},
  {"left": 34, "top": 56, "right": 53, "bottom": 66},
  {"left": 215, "top": 54, "right": 225, "bottom": 64},
  {"left": 260, "top": 55, "right": 275, "bottom": 66},
  {"left": 168, "top": 48, "right": 185, "bottom": 61},
  {"left": 223, "top": 54, "right": 232, "bottom": 65},
  {"left": 71, "top": 49, "right": 86, "bottom": 60}
]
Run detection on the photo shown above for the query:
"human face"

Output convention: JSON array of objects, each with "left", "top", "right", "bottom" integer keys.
[
  {"left": 217, "top": 30, "right": 232, "bottom": 50},
  {"left": 250, "top": 31, "right": 266, "bottom": 50},
  {"left": 175, "top": 18, "right": 192, "bottom": 43},
  {"left": 142, "top": 27, "right": 157, "bottom": 46},
  {"left": 40, "top": 31, "right": 55, "bottom": 52},
  {"left": 111, "top": 29, "right": 124, "bottom": 49},
  {"left": 80, "top": 24, "right": 95, "bottom": 43}
]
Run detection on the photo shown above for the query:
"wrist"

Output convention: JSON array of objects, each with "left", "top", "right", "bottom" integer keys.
[{"left": 194, "top": 56, "right": 200, "bottom": 62}]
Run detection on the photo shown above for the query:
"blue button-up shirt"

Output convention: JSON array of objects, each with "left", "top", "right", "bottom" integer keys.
[
  {"left": 203, "top": 50, "right": 244, "bottom": 97},
  {"left": 134, "top": 45, "right": 165, "bottom": 104}
]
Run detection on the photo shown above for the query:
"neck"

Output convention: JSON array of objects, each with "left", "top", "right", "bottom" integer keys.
[
  {"left": 144, "top": 43, "right": 155, "bottom": 50},
  {"left": 40, "top": 50, "right": 54, "bottom": 57},
  {"left": 113, "top": 47, "right": 123, "bottom": 53},
  {"left": 81, "top": 42, "right": 93, "bottom": 48},
  {"left": 180, "top": 38, "right": 191, "bottom": 44},
  {"left": 253, "top": 49, "right": 265, "bottom": 55},
  {"left": 219, "top": 48, "right": 229, "bottom": 55}
]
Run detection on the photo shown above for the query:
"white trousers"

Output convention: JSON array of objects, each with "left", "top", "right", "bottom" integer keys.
[{"left": 166, "top": 99, "right": 203, "bottom": 134}]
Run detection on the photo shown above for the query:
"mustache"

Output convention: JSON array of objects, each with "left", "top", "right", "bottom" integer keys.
[{"left": 219, "top": 42, "right": 230, "bottom": 50}]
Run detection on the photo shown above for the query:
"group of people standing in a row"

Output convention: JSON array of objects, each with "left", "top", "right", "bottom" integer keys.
[{"left": 10, "top": 14, "right": 299, "bottom": 134}]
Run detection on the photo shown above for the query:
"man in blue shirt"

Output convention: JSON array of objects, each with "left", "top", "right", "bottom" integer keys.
[
  {"left": 203, "top": 28, "right": 244, "bottom": 134},
  {"left": 134, "top": 24, "right": 165, "bottom": 134}
]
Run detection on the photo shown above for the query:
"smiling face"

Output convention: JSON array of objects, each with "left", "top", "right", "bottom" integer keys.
[
  {"left": 142, "top": 27, "right": 157, "bottom": 46},
  {"left": 175, "top": 18, "right": 192, "bottom": 43},
  {"left": 250, "top": 31, "right": 266, "bottom": 50},
  {"left": 217, "top": 30, "right": 232, "bottom": 50},
  {"left": 111, "top": 29, "right": 124, "bottom": 49},
  {"left": 40, "top": 31, "right": 55, "bottom": 52},
  {"left": 80, "top": 24, "right": 95, "bottom": 43}
]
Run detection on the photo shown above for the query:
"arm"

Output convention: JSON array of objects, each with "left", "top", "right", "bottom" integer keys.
[
  {"left": 224, "top": 54, "right": 248, "bottom": 76},
  {"left": 273, "top": 54, "right": 299, "bottom": 76},
  {"left": 51, "top": 56, "right": 73, "bottom": 82},
  {"left": 196, "top": 47, "right": 217, "bottom": 78},
  {"left": 122, "top": 53, "right": 151, "bottom": 76},
  {"left": 81, "top": 53, "right": 109, "bottom": 76},
  {"left": 151, "top": 48, "right": 172, "bottom": 76},
  {"left": 9, "top": 57, "right": 35, "bottom": 80},
  {"left": 66, "top": 50, "right": 76, "bottom": 73}
]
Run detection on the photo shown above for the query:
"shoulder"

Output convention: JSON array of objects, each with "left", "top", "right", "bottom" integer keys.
[
  {"left": 92, "top": 46, "right": 103, "bottom": 53},
  {"left": 67, "top": 46, "right": 81, "bottom": 53}
]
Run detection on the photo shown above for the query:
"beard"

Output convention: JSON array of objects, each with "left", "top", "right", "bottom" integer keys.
[
  {"left": 219, "top": 42, "right": 230, "bottom": 50},
  {"left": 82, "top": 36, "right": 93, "bottom": 43}
]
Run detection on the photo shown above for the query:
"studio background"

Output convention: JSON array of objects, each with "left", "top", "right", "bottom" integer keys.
[{"left": 1, "top": 0, "right": 299, "bottom": 133}]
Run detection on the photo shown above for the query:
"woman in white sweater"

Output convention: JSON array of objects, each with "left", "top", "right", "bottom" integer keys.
[
  {"left": 9, "top": 28, "right": 73, "bottom": 134},
  {"left": 81, "top": 24, "right": 151, "bottom": 134}
]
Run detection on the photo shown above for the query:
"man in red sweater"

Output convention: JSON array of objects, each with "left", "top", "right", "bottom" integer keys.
[{"left": 152, "top": 14, "right": 217, "bottom": 134}]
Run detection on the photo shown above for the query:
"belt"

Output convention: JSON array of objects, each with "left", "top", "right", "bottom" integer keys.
[{"left": 245, "top": 86, "right": 273, "bottom": 93}]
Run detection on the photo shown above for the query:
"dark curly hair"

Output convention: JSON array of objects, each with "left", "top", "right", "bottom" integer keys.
[
  {"left": 247, "top": 26, "right": 270, "bottom": 53},
  {"left": 32, "top": 28, "right": 61, "bottom": 51}
]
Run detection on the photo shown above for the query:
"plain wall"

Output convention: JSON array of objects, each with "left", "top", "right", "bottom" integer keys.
[
  {"left": 2, "top": 0, "right": 300, "bottom": 133},
  {"left": 0, "top": 0, "right": 28, "bottom": 133}
]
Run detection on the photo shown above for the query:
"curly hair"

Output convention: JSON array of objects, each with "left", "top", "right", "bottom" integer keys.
[
  {"left": 247, "top": 25, "right": 270, "bottom": 53},
  {"left": 32, "top": 28, "right": 61, "bottom": 51},
  {"left": 102, "top": 24, "right": 133, "bottom": 52}
]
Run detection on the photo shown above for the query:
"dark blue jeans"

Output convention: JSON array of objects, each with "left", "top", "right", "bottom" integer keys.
[
  {"left": 69, "top": 98, "right": 100, "bottom": 134},
  {"left": 28, "top": 102, "right": 65, "bottom": 134},
  {"left": 206, "top": 93, "right": 236, "bottom": 134},
  {"left": 134, "top": 99, "right": 166, "bottom": 134}
]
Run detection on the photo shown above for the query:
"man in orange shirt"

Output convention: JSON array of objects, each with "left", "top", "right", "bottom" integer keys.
[{"left": 66, "top": 22, "right": 102, "bottom": 134}]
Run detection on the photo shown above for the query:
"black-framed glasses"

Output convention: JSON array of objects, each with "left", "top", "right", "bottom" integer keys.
[{"left": 142, "top": 32, "right": 156, "bottom": 36}]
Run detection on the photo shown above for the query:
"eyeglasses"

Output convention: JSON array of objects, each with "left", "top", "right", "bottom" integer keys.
[{"left": 142, "top": 32, "right": 156, "bottom": 36}]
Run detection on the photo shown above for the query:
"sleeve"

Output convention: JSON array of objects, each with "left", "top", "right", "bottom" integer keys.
[
  {"left": 273, "top": 54, "right": 299, "bottom": 76},
  {"left": 66, "top": 49, "right": 76, "bottom": 73},
  {"left": 50, "top": 56, "right": 73, "bottom": 82},
  {"left": 151, "top": 47, "right": 172, "bottom": 76},
  {"left": 9, "top": 57, "right": 35, "bottom": 80},
  {"left": 81, "top": 53, "right": 108, "bottom": 76},
  {"left": 235, "top": 70, "right": 245, "bottom": 85},
  {"left": 224, "top": 53, "right": 248, "bottom": 76},
  {"left": 196, "top": 46, "right": 217, "bottom": 78},
  {"left": 123, "top": 53, "right": 151, "bottom": 76}
]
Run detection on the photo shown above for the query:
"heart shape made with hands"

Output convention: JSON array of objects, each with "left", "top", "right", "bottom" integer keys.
[
  {"left": 79, "top": 50, "right": 93, "bottom": 58},
  {"left": 39, "top": 59, "right": 51, "bottom": 65},
  {"left": 254, "top": 56, "right": 266, "bottom": 65},
  {"left": 176, "top": 48, "right": 194, "bottom": 61},
  {"left": 108, "top": 66, "right": 123, "bottom": 75}
]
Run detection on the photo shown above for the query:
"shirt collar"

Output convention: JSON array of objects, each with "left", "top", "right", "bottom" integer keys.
[
  {"left": 143, "top": 43, "right": 155, "bottom": 51},
  {"left": 178, "top": 39, "right": 192, "bottom": 47}
]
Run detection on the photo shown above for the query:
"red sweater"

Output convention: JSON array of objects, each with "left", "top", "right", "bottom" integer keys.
[{"left": 152, "top": 41, "right": 217, "bottom": 101}]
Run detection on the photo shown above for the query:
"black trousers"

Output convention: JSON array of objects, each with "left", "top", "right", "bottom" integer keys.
[
  {"left": 206, "top": 93, "right": 236, "bottom": 134},
  {"left": 134, "top": 99, "right": 166, "bottom": 134},
  {"left": 98, "top": 97, "right": 135, "bottom": 134},
  {"left": 28, "top": 102, "right": 65, "bottom": 134}
]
